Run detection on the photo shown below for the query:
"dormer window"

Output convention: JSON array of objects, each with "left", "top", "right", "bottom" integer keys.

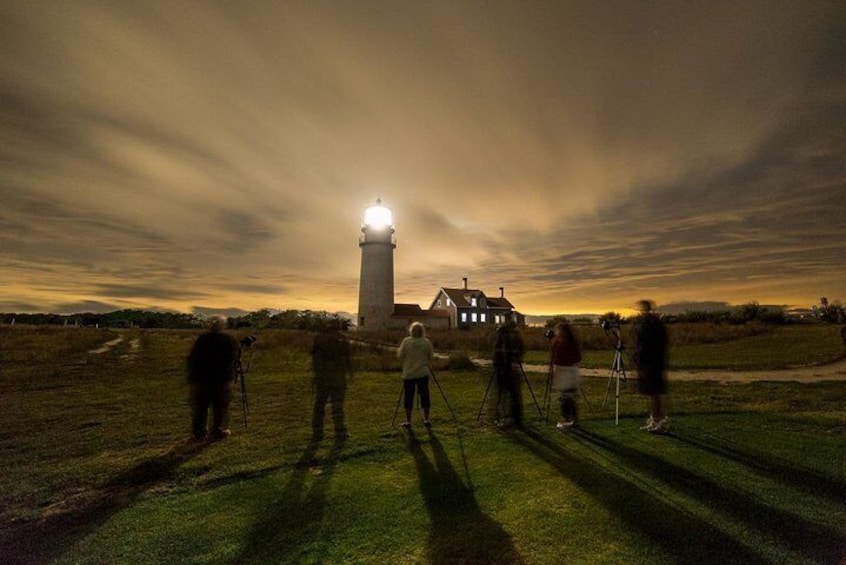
[
  {"left": 471, "top": 297, "right": 478, "bottom": 307},
  {"left": 446, "top": 298, "right": 451, "bottom": 307}
]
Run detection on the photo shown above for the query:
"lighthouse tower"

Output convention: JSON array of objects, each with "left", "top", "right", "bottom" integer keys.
[{"left": 357, "top": 199, "right": 396, "bottom": 330}]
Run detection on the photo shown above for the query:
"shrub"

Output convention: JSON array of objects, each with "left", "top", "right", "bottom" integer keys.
[{"left": 443, "top": 352, "right": 477, "bottom": 371}]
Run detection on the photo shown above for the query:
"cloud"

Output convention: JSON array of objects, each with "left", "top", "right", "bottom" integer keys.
[
  {"left": 0, "top": 1, "right": 844, "bottom": 314},
  {"left": 53, "top": 300, "right": 124, "bottom": 314}
]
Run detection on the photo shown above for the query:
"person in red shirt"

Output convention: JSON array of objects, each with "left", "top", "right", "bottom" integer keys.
[{"left": 548, "top": 322, "right": 582, "bottom": 429}]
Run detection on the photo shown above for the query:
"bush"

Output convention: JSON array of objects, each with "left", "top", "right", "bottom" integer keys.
[{"left": 443, "top": 352, "right": 477, "bottom": 371}]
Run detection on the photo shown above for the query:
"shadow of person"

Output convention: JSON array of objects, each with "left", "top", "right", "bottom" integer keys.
[
  {"left": 506, "top": 427, "right": 770, "bottom": 564},
  {"left": 238, "top": 436, "right": 345, "bottom": 563},
  {"left": 1, "top": 439, "right": 208, "bottom": 565},
  {"left": 666, "top": 427, "right": 843, "bottom": 502},
  {"left": 407, "top": 430, "right": 523, "bottom": 564},
  {"left": 571, "top": 427, "right": 846, "bottom": 564}
]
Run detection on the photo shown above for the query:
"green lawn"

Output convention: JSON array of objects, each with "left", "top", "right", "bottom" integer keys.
[
  {"left": 1, "top": 327, "right": 844, "bottom": 564},
  {"left": 524, "top": 325, "right": 846, "bottom": 369}
]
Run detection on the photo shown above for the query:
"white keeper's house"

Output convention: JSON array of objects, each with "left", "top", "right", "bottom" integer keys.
[{"left": 429, "top": 278, "right": 522, "bottom": 329}]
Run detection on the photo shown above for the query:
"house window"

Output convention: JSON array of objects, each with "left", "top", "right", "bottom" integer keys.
[
  {"left": 495, "top": 314, "right": 501, "bottom": 324},
  {"left": 471, "top": 297, "right": 478, "bottom": 307},
  {"left": 460, "top": 312, "right": 467, "bottom": 323},
  {"left": 446, "top": 298, "right": 451, "bottom": 307},
  {"left": 471, "top": 312, "right": 478, "bottom": 323},
  {"left": 481, "top": 313, "right": 487, "bottom": 323},
  {"left": 437, "top": 300, "right": 442, "bottom": 308}
]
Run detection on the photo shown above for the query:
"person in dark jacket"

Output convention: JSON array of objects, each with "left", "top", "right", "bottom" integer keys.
[
  {"left": 632, "top": 300, "right": 669, "bottom": 434},
  {"left": 548, "top": 322, "right": 582, "bottom": 429},
  {"left": 311, "top": 327, "right": 353, "bottom": 440},
  {"left": 187, "top": 315, "right": 240, "bottom": 440},
  {"left": 493, "top": 316, "right": 525, "bottom": 428}
]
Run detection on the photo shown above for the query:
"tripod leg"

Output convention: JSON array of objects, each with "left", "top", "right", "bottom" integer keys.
[
  {"left": 521, "top": 365, "right": 544, "bottom": 418},
  {"left": 602, "top": 367, "right": 614, "bottom": 409},
  {"left": 477, "top": 370, "right": 494, "bottom": 421},
  {"left": 544, "top": 371, "right": 552, "bottom": 424},
  {"left": 430, "top": 371, "right": 458, "bottom": 423},
  {"left": 579, "top": 385, "right": 592, "bottom": 411},
  {"left": 391, "top": 382, "right": 405, "bottom": 427},
  {"left": 615, "top": 370, "right": 621, "bottom": 426}
]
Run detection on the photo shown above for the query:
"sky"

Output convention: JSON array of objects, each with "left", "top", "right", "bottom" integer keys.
[{"left": 1, "top": 1, "right": 844, "bottom": 316}]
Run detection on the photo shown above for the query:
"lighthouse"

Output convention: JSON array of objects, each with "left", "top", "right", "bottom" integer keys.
[{"left": 357, "top": 199, "right": 396, "bottom": 330}]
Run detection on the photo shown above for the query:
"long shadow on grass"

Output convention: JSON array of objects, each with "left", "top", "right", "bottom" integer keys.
[
  {"left": 0, "top": 438, "right": 207, "bottom": 565},
  {"left": 407, "top": 430, "right": 524, "bottom": 564},
  {"left": 573, "top": 428, "right": 846, "bottom": 563},
  {"left": 667, "top": 429, "right": 844, "bottom": 503},
  {"left": 506, "top": 428, "right": 769, "bottom": 564},
  {"left": 237, "top": 437, "right": 344, "bottom": 563}
]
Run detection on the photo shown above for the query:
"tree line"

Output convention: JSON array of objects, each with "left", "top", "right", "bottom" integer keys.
[
  {"left": 545, "top": 301, "right": 788, "bottom": 329},
  {"left": 1, "top": 308, "right": 351, "bottom": 331}
]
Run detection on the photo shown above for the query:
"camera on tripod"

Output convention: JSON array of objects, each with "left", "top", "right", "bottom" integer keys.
[
  {"left": 543, "top": 329, "right": 555, "bottom": 340},
  {"left": 240, "top": 335, "right": 257, "bottom": 349},
  {"left": 600, "top": 320, "right": 619, "bottom": 332}
]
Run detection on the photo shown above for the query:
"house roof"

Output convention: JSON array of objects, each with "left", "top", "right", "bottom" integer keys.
[
  {"left": 437, "top": 288, "right": 482, "bottom": 308},
  {"left": 433, "top": 288, "right": 515, "bottom": 310},
  {"left": 393, "top": 303, "right": 423, "bottom": 317},
  {"left": 392, "top": 304, "right": 452, "bottom": 318},
  {"left": 486, "top": 296, "right": 514, "bottom": 309}
]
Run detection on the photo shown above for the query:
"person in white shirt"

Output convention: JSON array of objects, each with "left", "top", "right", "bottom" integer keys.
[{"left": 397, "top": 322, "right": 435, "bottom": 429}]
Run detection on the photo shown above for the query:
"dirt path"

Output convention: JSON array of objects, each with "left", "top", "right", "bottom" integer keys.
[
  {"left": 350, "top": 338, "right": 846, "bottom": 383},
  {"left": 88, "top": 337, "right": 124, "bottom": 355},
  {"left": 519, "top": 359, "right": 846, "bottom": 383}
]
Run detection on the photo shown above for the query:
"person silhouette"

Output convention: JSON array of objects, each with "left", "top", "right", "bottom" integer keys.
[
  {"left": 187, "top": 315, "right": 239, "bottom": 440},
  {"left": 311, "top": 327, "right": 352, "bottom": 440},
  {"left": 493, "top": 315, "right": 525, "bottom": 428},
  {"left": 633, "top": 300, "right": 669, "bottom": 434}
]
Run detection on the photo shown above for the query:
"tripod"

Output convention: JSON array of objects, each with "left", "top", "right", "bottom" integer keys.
[
  {"left": 601, "top": 327, "right": 628, "bottom": 426},
  {"left": 476, "top": 363, "right": 543, "bottom": 422},
  {"left": 234, "top": 335, "right": 256, "bottom": 428},
  {"left": 234, "top": 352, "right": 251, "bottom": 428},
  {"left": 392, "top": 369, "right": 457, "bottom": 427}
]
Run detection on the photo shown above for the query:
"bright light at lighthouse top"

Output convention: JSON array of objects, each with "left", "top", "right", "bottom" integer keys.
[{"left": 363, "top": 198, "right": 393, "bottom": 228}]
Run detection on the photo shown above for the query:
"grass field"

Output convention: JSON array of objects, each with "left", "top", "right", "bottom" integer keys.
[{"left": 1, "top": 327, "right": 844, "bottom": 564}]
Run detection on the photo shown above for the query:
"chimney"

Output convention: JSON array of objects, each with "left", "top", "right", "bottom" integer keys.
[
  {"left": 499, "top": 286, "right": 504, "bottom": 298},
  {"left": 462, "top": 277, "right": 468, "bottom": 290}
]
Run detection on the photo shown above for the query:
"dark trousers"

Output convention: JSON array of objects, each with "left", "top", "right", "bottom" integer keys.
[
  {"left": 313, "top": 376, "right": 347, "bottom": 434},
  {"left": 191, "top": 382, "right": 231, "bottom": 439},
  {"left": 495, "top": 365, "right": 523, "bottom": 424},
  {"left": 403, "top": 376, "right": 431, "bottom": 410},
  {"left": 559, "top": 389, "right": 577, "bottom": 422}
]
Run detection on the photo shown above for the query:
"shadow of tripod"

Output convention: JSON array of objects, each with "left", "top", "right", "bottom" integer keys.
[{"left": 476, "top": 363, "right": 542, "bottom": 422}]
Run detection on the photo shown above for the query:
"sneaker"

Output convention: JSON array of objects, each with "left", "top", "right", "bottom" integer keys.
[
  {"left": 423, "top": 420, "right": 432, "bottom": 429},
  {"left": 648, "top": 418, "right": 670, "bottom": 434},
  {"left": 400, "top": 422, "right": 411, "bottom": 430},
  {"left": 556, "top": 421, "right": 574, "bottom": 430},
  {"left": 212, "top": 428, "right": 231, "bottom": 440},
  {"left": 639, "top": 417, "right": 656, "bottom": 431}
]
